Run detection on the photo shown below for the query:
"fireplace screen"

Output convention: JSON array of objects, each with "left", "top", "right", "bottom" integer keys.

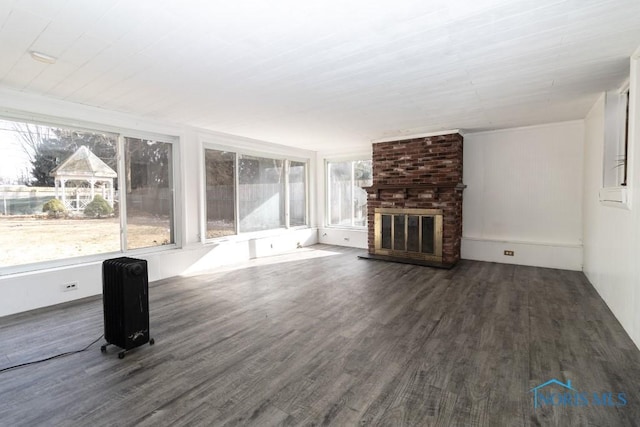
[{"left": 374, "top": 208, "right": 443, "bottom": 262}]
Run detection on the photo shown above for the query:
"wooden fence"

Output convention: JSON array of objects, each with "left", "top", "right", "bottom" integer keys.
[{"left": 207, "top": 183, "right": 306, "bottom": 227}]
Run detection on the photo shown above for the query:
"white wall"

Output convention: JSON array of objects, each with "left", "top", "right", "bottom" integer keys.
[
  {"left": 0, "top": 88, "right": 318, "bottom": 317},
  {"left": 462, "top": 121, "right": 584, "bottom": 270},
  {"left": 583, "top": 52, "right": 640, "bottom": 349}
]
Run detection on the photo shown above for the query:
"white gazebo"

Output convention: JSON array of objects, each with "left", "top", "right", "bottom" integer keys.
[{"left": 50, "top": 146, "right": 117, "bottom": 212}]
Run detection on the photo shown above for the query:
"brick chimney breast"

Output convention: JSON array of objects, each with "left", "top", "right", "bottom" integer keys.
[{"left": 366, "top": 133, "right": 464, "bottom": 267}]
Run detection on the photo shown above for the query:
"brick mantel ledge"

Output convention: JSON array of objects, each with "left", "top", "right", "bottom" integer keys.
[{"left": 365, "top": 183, "right": 466, "bottom": 197}]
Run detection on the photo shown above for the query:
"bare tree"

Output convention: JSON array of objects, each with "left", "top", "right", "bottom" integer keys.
[
  {"left": 10, "top": 122, "right": 51, "bottom": 164},
  {"left": 17, "top": 168, "right": 31, "bottom": 185}
]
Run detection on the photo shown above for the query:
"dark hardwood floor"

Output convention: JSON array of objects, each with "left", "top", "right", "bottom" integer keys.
[{"left": 1, "top": 245, "right": 639, "bottom": 426}]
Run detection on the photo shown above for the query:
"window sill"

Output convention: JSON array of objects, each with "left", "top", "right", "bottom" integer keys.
[
  {"left": 324, "top": 225, "right": 368, "bottom": 231},
  {"left": 599, "top": 186, "right": 631, "bottom": 209},
  {"left": 204, "top": 226, "right": 312, "bottom": 245},
  {"left": 0, "top": 243, "right": 180, "bottom": 277}
]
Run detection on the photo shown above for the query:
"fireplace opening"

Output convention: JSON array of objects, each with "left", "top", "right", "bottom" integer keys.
[{"left": 374, "top": 208, "right": 443, "bottom": 262}]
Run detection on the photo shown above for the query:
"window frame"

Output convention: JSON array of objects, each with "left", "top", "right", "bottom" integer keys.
[
  {"left": 202, "top": 147, "right": 238, "bottom": 239},
  {"left": 238, "top": 153, "right": 287, "bottom": 233},
  {"left": 325, "top": 157, "right": 372, "bottom": 230},
  {"left": 121, "top": 134, "right": 180, "bottom": 251},
  {"left": 600, "top": 78, "right": 632, "bottom": 209},
  {"left": 287, "top": 159, "right": 309, "bottom": 228},
  {"left": 201, "top": 142, "right": 310, "bottom": 243},
  {"left": 0, "top": 111, "right": 181, "bottom": 276}
]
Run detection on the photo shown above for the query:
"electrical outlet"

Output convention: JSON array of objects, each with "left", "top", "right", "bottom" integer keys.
[
  {"left": 504, "top": 250, "right": 514, "bottom": 256},
  {"left": 61, "top": 282, "right": 78, "bottom": 292}
]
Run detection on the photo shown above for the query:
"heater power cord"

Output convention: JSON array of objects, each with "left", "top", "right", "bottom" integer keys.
[{"left": 0, "top": 334, "right": 104, "bottom": 374}]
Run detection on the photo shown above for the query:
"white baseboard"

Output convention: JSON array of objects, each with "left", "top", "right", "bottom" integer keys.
[{"left": 461, "top": 237, "right": 583, "bottom": 271}]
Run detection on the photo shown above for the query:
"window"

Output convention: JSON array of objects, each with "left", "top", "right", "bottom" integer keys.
[
  {"left": 600, "top": 84, "right": 631, "bottom": 208},
  {"left": 289, "top": 161, "right": 307, "bottom": 227},
  {"left": 327, "top": 159, "right": 372, "bottom": 227},
  {"left": 204, "top": 149, "right": 236, "bottom": 238},
  {"left": 603, "top": 87, "right": 630, "bottom": 188},
  {"left": 239, "top": 155, "right": 286, "bottom": 232},
  {"left": 124, "top": 137, "right": 175, "bottom": 249},
  {"left": 203, "top": 147, "right": 308, "bottom": 239},
  {"left": 0, "top": 117, "right": 178, "bottom": 271}
]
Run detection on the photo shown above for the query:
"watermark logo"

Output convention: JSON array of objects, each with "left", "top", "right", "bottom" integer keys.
[{"left": 530, "top": 378, "right": 627, "bottom": 409}]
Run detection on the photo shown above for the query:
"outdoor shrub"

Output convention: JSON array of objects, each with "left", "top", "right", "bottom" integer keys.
[
  {"left": 84, "top": 195, "right": 113, "bottom": 218},
  {"left": 42, "top": 198, "right": 66, "bottom": 218}
]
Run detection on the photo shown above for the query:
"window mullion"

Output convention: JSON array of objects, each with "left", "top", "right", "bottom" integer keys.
[
  {"left": 326, "top": 162, "right": 331, "bottom": 226},
  {"left": 284, "top": 160, "right": 291, "bottom": 228},
  {"left": 235, "top": 153, "right": 240, "bottom": 234},
  {"left": 305, "top": 161, "right": 309, "bottom": 227},
  {"left": 117, "top": 135, "right": 128, "bottom": 252},
  {"left": 351, "top": 161, "right": 356, "bottom": 227}
]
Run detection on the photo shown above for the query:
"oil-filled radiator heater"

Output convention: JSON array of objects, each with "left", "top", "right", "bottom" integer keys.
[{"left": 101, "top": 257, "right": 155, "bottom": 359}]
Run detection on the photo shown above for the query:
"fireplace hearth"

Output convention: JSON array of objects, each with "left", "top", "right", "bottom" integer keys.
[{"left": 360, "top": 132, "right": 464, "bottom": 268}]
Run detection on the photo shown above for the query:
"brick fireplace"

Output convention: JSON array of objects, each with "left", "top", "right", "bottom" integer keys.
[{"left": 364, "top": 132, "right": 464, "bottom": 268}]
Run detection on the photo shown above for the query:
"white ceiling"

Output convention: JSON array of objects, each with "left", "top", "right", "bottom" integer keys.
[{"left": 0, "top": 0, "right": 639, "bottom": 151}]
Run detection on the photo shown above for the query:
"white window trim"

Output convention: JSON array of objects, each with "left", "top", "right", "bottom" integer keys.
[{"left": 599, "top": 187, "right": 630, "bottom": 209}]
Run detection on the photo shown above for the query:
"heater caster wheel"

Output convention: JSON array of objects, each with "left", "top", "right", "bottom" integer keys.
[
  {"left": 100, "top": 345, "right": 107, "bottom": 353},
  {"left": 149, "top": 338, "right": 155, "bottom": 346},
  {"left": 118, "top": 351, "right": 126, "bottom": 359}
]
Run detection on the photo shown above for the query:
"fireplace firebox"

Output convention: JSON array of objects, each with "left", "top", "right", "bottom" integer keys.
[{"left": 374, "top": 208, "right": 443, "bottom": 262}]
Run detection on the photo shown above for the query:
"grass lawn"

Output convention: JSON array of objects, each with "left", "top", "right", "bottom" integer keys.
[{"left": 0, "top": 216, "right": 171, "bottom": 267}]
